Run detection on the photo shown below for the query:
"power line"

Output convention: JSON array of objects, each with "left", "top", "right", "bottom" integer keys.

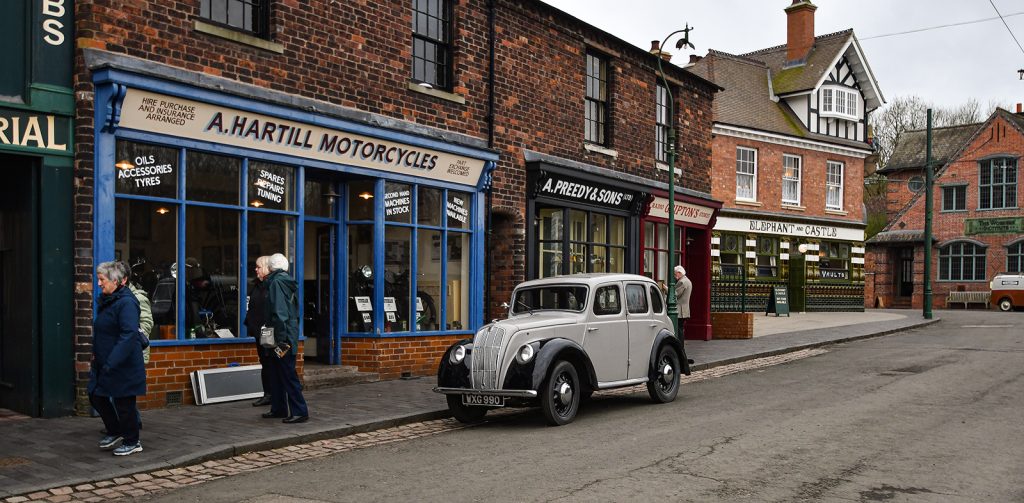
[
  {"left": 988, "top": 0, "right": 1024, "bottom": 56},
  {"left": 860, "top": 10, "right": 1024, "bottom": 41}
]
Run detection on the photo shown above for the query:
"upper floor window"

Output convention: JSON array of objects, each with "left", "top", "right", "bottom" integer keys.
[
  {"left": 782, "top": 154, "right": 802, "bottom": 205},
  {"left": 942, "top": 185, "right": 967, "bottom": 212},
  {"left": 736, "top": 147, "right": 757, "bottom": 201},
  {"left": 655, "top": 83, "right": 670, "bottom": 163},
  {"left": 826, "top": 161, "right": 844, "bottom": 210},
  {"left": 1008, "top": 241, "right": 1024, "bottom": 273},
  {"left": 821, "top": 87, "right": 858, "bottom": 120},
  {"left": 585, "top": 52, "right": 608, "bottom": 145},
  {"left": 979, "top": 157, "right": 1017, "bottom": 210},
  {"left": 201, "top": 0, "right": 269, "bottom": 37},
  {"left": 412, "top": 0, "right": 452, "bottom": 90},
  {"left": 938, "top": 241, "right": 986, "bottom": 281}
]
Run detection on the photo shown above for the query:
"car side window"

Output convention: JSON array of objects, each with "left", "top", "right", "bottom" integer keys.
[
  {"left": 593, "top": 285, "right": 621, "bottom": 316},
  {"left": 650, "top": 285, "right": 664, "bottom": 314},
  {"left": 626, "top": 284, "right": 648, "bottom": 314}
]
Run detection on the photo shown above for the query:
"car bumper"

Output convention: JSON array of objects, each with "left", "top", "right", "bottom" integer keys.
[{"left": 433, "top": 387, "right": 538, "bottom": 398}]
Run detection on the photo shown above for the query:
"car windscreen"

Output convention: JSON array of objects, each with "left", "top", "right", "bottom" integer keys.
[{"left": 511, "top": 285, "right": 588, "bottom": 314}]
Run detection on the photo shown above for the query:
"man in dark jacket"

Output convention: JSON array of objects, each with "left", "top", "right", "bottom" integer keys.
[
  {"left": 262, "top": 253, "right": 309, "bottom": 423},
  {"left": 90, "top": 261, "right": 146, "bottom": 456},
  {"left": 243, "top": 256, "right": 272, "bottom": 407}
]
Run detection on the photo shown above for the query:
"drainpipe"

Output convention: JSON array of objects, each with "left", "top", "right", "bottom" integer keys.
[{"left": 485, "top": 0, "right": 496, "bottom": 322}]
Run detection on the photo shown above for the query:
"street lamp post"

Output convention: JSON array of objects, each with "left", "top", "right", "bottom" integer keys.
[{"left": 655, "top": 26, "right": 694, "bottom": 339}]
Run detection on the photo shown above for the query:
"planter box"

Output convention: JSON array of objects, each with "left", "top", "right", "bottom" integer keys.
[{"left": 711, "top": 312, "right": 754, "bottom": 339}]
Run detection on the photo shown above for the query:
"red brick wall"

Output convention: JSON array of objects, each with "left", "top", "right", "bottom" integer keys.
[
  {"left": 869, "top": 114, "right": 1024, "bottom": 310},
  {"left": 342, "top": 335, "right": 463, "bottom": 379},
  {"left": 710, "top": 312, "right": 753, "bottom": 339},
  {"left": 137, "top": 343, "right": 303, "bottom": 410},
  {"left": 710, "top": 134, "right": 865, "bottom": 223}
]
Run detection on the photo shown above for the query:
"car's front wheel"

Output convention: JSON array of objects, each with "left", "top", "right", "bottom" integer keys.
[
  {"left": 446, "top": 395, "right": 487, "bottom": 424},
  {"left": 998, "top": 297, "right": 1014, "bottom": 312},
  {"left": 540, "top": 360, "right": 580, "bottom": 426},
  {"left": 647, "top": 345, "right": 680, "bottom": 403}
]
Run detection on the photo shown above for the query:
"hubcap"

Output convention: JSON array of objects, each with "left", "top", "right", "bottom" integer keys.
[
  {"left": 660, "top": 363, "right": 675, "bottom": 384},
  {"left": 556, "top": 380, "right": 574, "bottom": 406}
]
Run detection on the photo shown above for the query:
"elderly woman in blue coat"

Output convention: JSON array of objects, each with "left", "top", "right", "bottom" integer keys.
[{"left": 89, "top": 261, "right": 146, "bottom": 456}]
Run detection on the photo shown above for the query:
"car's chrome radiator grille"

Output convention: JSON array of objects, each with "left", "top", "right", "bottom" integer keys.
[{"left": 471, "top": 326, "right": 507, "bottom": 389}]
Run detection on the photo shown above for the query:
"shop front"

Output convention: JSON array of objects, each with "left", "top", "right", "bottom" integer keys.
[
  {"left": 524, "top": 156, "right": 650, "bottom": 279},
  {"left": 642, "top": 193, "right": 721, "bottom": 340},
  {"left": 712, "top": 212, "right": 866, "bottom": 313},
  {"left": 0, "top": 0, "right": 75, "bottom": 417},
  {"left": 90, "top": 67, "right": 497, "bottom": 408}
]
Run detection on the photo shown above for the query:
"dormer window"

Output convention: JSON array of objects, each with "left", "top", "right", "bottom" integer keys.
[{"left": 821, "top": 87, "right": 858, "bottom": 121}]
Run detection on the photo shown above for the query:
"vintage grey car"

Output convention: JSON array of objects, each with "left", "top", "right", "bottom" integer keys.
[{"left": 434, "top": 273, "right": 690, "bottom": 426}]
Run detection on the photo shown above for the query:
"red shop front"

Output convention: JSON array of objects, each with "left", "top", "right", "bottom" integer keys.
[{"left": 640, "top": 192, "right": 721, "bottom": 340}]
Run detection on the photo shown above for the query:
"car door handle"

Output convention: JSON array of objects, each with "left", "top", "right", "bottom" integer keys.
[
  {"left": 587, "top": 327, "right": 599, "bottom": 332},
  {"left": 649, "top": 324, "right": 658, "bottom": 328}
]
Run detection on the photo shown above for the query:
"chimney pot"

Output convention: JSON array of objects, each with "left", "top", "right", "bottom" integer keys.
[
  {"left": 1017, "top": 103, "right": 1022, "bottom": 114},
  {"left": 785, "top": 0, "right": 817, "bottom": 64},
  {"left": 689, "top": 54, "right": 703, "bottom": 65},
  {"left": 650, "top": 40, "right": 660, "bottom": 52}
]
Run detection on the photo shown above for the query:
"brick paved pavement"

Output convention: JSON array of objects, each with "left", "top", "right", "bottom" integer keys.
[{"left": 0, "top": 309, "right": 938, "bottom": 500}]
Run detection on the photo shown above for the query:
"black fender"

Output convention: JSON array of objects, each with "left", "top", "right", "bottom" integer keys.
[
  {"left": 437, "top": 339, "right": 472, "bottom": 388},
  {"left": 649, "top": 329, "right": 691, "bottom": 377},
  {"left": 530, "top": 338, "right": 597, "bottom": 391}
]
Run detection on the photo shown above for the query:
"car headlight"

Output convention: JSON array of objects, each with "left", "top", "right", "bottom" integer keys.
[
  {"left": 450, "top": 344, "right": 467, "bottom": 365},
  {"left": 515, "top": 343, "right": 535, "bottom": 364}
]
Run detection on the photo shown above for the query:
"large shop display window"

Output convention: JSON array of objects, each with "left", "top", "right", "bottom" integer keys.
[
  {"left": 642, "top": 221, "right": 683, "bottom": 283},
  {"left": 537, "top": 207, "right": 625, "bottom": 278},
  {"left": 346, "top": 181, "right": 471, "bottom": 334},
  {"left": 115, "top": 141, "right": 297, "bottom": 341}
]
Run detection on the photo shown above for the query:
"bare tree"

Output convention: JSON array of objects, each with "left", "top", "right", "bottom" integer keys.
[{"left": 870, "top": 96, "right": 990, "bottom": 169}]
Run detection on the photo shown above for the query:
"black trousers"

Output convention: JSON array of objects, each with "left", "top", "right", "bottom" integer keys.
[
  {"left": 90, "top": 392, "right": 140, "bottom": 444},
  {"left": 255, "top": 343, "right": 273, "bottom": 397},
  {"left": 269, "top": 352, "right": 308, "bottom": 418}
]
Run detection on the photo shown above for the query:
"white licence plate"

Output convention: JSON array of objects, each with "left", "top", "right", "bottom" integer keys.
[{"left": 462, "top": 394, "right": 506, "bottom": 407}]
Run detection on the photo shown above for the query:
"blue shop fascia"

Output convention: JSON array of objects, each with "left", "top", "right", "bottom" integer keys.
[{"left": 86, "top": 51, "right": 498, "bottom": 375}]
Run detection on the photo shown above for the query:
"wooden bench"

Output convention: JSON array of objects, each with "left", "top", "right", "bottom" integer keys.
[{"left": 946, "top": 291, "right": 991, "bottom": 309}]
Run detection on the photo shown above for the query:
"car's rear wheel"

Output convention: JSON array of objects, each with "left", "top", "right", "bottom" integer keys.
[
  {"left": 647, "top": 345, "right": 680, "bottom": 403},
  {"left": 998, "top": 297, "right": 1014, "bottom": 312},
  {"left": 446, "top": 394, "right": 487, "bottom": 424},
  {"left": 540, "top": 360, "right": 580, "bottom": 426}
]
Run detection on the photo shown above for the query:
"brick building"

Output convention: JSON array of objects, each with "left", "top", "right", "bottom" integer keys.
[
  {"left": 2, "top": 0, "right": 722, "bottom": 416},
  {"left": 689, "top": 0, "right": 883, "bottom": 313},
  {"left": 866, "top": 108, "right": 1024, "bottom": 310}
]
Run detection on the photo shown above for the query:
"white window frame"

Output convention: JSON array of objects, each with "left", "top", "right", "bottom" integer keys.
[
  {"left": 655, "top": 83, "right": 670, "bottom": 163},
  {"left": 736, "top": 147, "right": 757, "bottom": 201},
  {"left": 820, "top": 86, "right": 859, "bottom": 121},
  {"left": 782, "top": 154, "right": 802, "bottom": 206},
  {"left": 826, "top": 160, "right": 844, "bottom": 210}
]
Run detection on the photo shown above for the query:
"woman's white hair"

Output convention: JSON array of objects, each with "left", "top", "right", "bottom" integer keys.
[
  {"left": 97, "top": 261, "right": 128, "bottom": 284},
  {"left": 269, "top": 253, "right": 290, "bottom": 272}
]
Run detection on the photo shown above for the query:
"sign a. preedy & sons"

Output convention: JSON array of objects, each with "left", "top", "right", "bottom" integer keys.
[{"left": 118, "top": 89, "right": 486, "bottom": 186}]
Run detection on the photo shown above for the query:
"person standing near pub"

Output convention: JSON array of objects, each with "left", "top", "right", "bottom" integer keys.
[
  {"left": 674, "top": 265, "right": 692, "bottom": 339},
  {"left": 261, "top": 253, "right": 309, "bottom": 423}
]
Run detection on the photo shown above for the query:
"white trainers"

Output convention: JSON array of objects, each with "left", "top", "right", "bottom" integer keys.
[{"left": 113, "top": 442, "right": 143, "bottom": 456}]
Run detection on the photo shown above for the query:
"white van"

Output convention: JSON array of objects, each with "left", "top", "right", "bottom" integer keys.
[{"left": 990, "top": 273, "right": 1024, "bottom": 312}]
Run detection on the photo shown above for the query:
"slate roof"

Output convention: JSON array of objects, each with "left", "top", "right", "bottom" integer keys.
[
  {"left": 688, "top": 45, "right": 868, "bottom": 150},
  {"left": 741, "top": 30, "right": 854, "bottom": 95},
  {"left": 878, "top": 123, "right": 982, "bottom": 174}
]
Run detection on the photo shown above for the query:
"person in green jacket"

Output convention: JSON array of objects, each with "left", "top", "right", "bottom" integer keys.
[{"left": 261, "top": 253, "right": 309, "bottom": 424}]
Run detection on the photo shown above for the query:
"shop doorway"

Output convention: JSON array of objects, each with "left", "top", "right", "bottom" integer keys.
[
  {"left": 0, "top": 156, "right": 38, "bottom": 414},
  {"left": 303, "top": 222, "right": 336, "bottom": 363},
  {"left": 302, "top": 173, "right": 343, "bottom": 364},
  {"left": 788, "top": 252, "right": 806, "bottom": 312}
]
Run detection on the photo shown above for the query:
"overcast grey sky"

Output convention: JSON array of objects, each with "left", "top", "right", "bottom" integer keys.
[{"left": 543, "top": 0, "right": 1024, "bottom": 111}]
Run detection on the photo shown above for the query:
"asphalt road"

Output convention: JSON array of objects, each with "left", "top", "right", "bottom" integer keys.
[{"left": 136, "top": 310, "right": 1024, "bottom": 503}]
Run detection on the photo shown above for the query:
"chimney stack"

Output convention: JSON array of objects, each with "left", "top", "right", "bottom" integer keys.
[
  {"left": 785, "top": 0, "right": 817, "bottom": 64},
  {"left": 649, "top": 40, "right": 673, "bottom": 62},
  {"left": 1017, "top": 103, "right": 1022, "bottom": 114}
]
